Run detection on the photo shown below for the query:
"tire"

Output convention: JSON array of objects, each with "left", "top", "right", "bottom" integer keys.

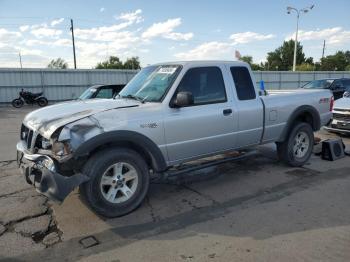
[
  {"left": 79, "top": 148, "right": 150, "bottom": 218},
  {"left": 37, "top": 97, "right": 48, "bottom": 107},
  {"left": 276, "top": 122, "right": 314, "bottom": 167},
  {"left": 12, "top": 98, "right": 24, "bottom": 108}
]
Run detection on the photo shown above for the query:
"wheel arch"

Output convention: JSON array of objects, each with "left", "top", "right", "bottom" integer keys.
[
  {"left": 74, "top": 130, "right": 168, "bottom": 172},
  {"left": 277, "top": 105, "right": 320, "bottom": 142}
]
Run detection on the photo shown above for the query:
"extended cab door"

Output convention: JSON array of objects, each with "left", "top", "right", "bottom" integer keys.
[
  {"left": 163, "top": 66, "right": 237, "bottom": 164},
  {"left": 228, "top": 66, "right": 264, "bottom": 148}
]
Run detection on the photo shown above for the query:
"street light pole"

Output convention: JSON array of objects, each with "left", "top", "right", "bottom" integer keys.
[
  {"left": 287, "top": 5, "right": 314, "bottom": 71},
  {"left": 293, "top": 12, "right": 299, "bottom": 72}
]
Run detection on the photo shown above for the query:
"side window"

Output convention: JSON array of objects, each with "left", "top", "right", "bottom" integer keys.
[
  {"left": 341, "top": 79, "right": 350, "bottom": 89},
  {"left": 177, "top": 67, "right": 227, "bottom": 105},
  {"left": 95, "top": 88, "right": 113, "bottom": 98},
  {"left": 230, "top": 67, "right": 256, "bottom": 100},
  {"left": 332, "top": 80, "right": 344, "bottom": 89}
]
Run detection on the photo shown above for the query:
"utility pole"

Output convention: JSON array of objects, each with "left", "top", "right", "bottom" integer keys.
[
  {"left": 70, "top": 19, "right": 77, "bottom": 69},
  {"left": 321, "top": 40, "right": 326, "bottom": 60},
  {"left": 18, "top": 52, "right": 23, "bottom": 68}
]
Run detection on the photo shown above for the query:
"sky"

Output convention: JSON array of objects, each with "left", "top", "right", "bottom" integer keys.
[{"left": 0, "top": 0, "right": 349, "bottom": 68}]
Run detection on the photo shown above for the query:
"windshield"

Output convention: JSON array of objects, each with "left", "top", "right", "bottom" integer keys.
[
  {"left": 302, "top": 79, "right": 334, "bottom": 89},
  {"left": 118, "top": 65, "right": 181, "bottom": 102},
  {"left": 79, "top": 88, "right": 97, "bottom": 99}
]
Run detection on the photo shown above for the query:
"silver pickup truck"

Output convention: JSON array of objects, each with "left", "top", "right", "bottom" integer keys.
[{"left": 17, "top": 61, "right": 333, "bottom": 217}]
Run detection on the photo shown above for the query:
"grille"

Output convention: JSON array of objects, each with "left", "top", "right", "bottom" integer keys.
[
  {"left": 21, "top": 124, "right": 35, "bottom": 150},
  {"left": 333, "top": 113, "right": 350, "bottom": 122}
]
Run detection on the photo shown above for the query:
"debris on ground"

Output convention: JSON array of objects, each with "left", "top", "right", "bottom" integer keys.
[{"left": 42, "top": 232, "right": 60, "bottom": 246}]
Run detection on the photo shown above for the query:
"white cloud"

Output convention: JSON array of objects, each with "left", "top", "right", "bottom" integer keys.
[
  {"left": 175, "top": 31, "right": 275, "bottom": 60},
  {"left": 230, "top": 31, "right": 275, "bottom": 44},
  {"left": 20, "top": 48, "right": 43, "bottom": 56},
  {"left": 100, "top": 7, "right": 105, "bottom": 13},
  {"left": 142, "top": 18, "right": 193, "bottom": 41},
  {"left": 286, "top": 27, "right": 350, "bottom": 45},
  {"left": 75, "top": 10, "right": 143, "bottom": 42},
  {"left": 52, "top": 38, "right": 71, "bottom": 47},
  {"left": 0, "top": 28, "right": 21, "bottom": 41},
  {"left": 51, "top": 18, "right": 64, "bottom": 27},
  {"left": 22, "top": 39, "right": 47, "bottom": 46},
  {"left": 174, "top": 41, "right": 233, "bottom": 60},
  {"left": 22, "top": 38, "right": 72, "bottom": 48},
  {"left": 31, "top": 27, "right": 62, "bottom": 38},
  {"left": 117, "top": 9, "right": 143, "bottom": 24},
  {"left": 19, "top": 25, "right": 30, "bottom": 32},
  {"left": 166, "top": 32, "right": 194, "bottom": 41}
]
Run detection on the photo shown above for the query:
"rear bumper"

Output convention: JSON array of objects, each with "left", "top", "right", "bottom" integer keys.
[{"left": 16, "top": 141, "right": 89, "bottom": 202}]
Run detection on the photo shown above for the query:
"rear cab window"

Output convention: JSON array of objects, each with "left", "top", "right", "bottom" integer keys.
[
  {"left": 230, "top": 66, "right": 256, "bottom": 100},
  {"left": 95, "top": 88, "right": 113, "bottom": 98}
]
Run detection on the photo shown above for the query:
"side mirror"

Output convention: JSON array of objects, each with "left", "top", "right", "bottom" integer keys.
[{"left": 173, "top": 91, "right": 194, "bottom": 107}]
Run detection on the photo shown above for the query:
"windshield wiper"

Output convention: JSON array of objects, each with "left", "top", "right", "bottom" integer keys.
[{"left": 121, "top": 94, "right": 145, "bottom": 103}]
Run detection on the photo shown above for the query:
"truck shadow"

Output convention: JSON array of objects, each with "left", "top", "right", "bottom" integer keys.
[{"left": 16, "top": 144, "right": 350, "bottom": 261}]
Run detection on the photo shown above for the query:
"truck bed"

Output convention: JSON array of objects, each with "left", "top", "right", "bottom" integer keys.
[{"left": 260, "top": 89, "right": 333, "bottom": 143}]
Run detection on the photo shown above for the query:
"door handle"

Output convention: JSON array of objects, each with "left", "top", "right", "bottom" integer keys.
[{"left": 223, "top": 109, "right": 232, "bottom": 116}]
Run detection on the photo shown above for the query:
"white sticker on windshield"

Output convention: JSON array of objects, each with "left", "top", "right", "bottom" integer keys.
[{"left": 157, "top": 67, "right": 176, "bottom": 74}]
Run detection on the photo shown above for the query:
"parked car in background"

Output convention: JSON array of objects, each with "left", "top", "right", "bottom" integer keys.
[
  {"left": 79, "top": 84, "right": 125, "bottom": 100},
  {"left": 325, "top": 91, "right": 350, "bottom": 135},
  {"left": 301, "top": 78, "right": 350, "bottom": 100}
]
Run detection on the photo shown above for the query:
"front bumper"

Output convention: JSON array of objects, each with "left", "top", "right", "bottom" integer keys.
[
  {"left": 16, "top": 141, "right": 89, "bottom": 202},
  {"left": 324, "top": 118, "right": 350, "bottom": 135},
  {"left": 324, "top": 126, "right": 350, "bottom": 134}
]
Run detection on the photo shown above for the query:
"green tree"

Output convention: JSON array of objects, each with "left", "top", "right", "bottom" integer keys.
[
  {"left": 239, "top": 55, "right": 263, "bottom": 70},
  {"left": 96, "top": 56, "right": 123, "bottom": 69},
  {"left": 295, "top": 63, "right": 314, "bottom": 71},
  {"left": 346, "top": 64, "right": 350, "bottom": 71},
  {"left": 123, "top": 57, "right": 141, "bottom": 69},
  {"left": 266, "top": 40, "right": 306, "bottom": 71},
  {"left": 47, "top": 58, "right": 68, "bottom": 69},
  {"left": 320, "top": 51, "right": 349, "bottom": 71}
]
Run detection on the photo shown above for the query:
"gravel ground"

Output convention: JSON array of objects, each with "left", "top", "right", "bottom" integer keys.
[{"left": 0, "top": 106, "right": 349, "bottom": 262}]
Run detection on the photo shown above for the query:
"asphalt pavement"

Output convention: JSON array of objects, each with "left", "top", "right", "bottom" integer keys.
[{"left": 0, "top": 105, "right": 349, "bottom": 262}]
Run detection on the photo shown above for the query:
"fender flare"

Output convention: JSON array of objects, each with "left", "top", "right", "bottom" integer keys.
[
  {"left": 74, "top": 130, "right": 167, "bottom": 172},
  {"left": 277, "top": 105, "right": 321, "bottom": 142}
]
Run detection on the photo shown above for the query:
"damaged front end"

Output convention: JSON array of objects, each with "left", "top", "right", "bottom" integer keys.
[
  {"left": 16, "top": 116, "right": 104, "bottom": 202},
  {"left": 17, "top": 141, "right": 89, "bottom": 202}
]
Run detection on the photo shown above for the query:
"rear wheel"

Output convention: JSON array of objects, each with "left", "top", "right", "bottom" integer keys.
[
  {"left": 79, "top": 148, "right": 149, "bottom": 217},
  {"left": 37, "top": 97, "right": 48, "bottom": 107},
  {"left": 276, "top": 122, "right": 314, "bottom": 167},
  {"left": 12, "top": 98, "right": 24, "bottom": 108}
]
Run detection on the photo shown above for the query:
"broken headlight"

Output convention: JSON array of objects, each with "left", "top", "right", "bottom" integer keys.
[
  {"left": 52, "top": 141, "right": 72, "bottom": 156},
  {"left": 41, "top": 137, "right": 52, "bottom": 149}
]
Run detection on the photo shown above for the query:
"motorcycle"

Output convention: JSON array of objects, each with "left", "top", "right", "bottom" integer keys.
[{"left": 12, "top": 89, "right": 48, "bottom": 108}]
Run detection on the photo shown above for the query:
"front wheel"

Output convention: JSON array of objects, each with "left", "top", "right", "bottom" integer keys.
[
  {"left": 11, "top": 98, "right": 24, "bottom": 108},
  {"left": 79, "top": 148, "right": 150, "bottom": 218},
  {"left": 37, "top": 97, "right": 48, "bottom": 107},
  {"left": 276, "top": 122, "right": 314, "bottom": 167}
]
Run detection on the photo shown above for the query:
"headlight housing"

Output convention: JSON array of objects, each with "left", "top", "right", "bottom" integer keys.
[
  {"left": 52, "top": 141, "right": 71, "bottom": 156},
  {"left": 41, "top": 137, "right": 52, "bottom": 149}
]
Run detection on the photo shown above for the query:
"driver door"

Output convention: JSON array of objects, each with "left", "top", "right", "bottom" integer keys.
[{"left": 163, "top": 66, "right": 237, "bottom": 164}]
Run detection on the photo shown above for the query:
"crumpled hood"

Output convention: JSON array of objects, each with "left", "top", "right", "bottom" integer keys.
[
  {"left": 334, "top": 97, "right": 350, "bottom": 110},
  {"left": 23, "top": 99, "right": 139, "bottom": 139}
]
